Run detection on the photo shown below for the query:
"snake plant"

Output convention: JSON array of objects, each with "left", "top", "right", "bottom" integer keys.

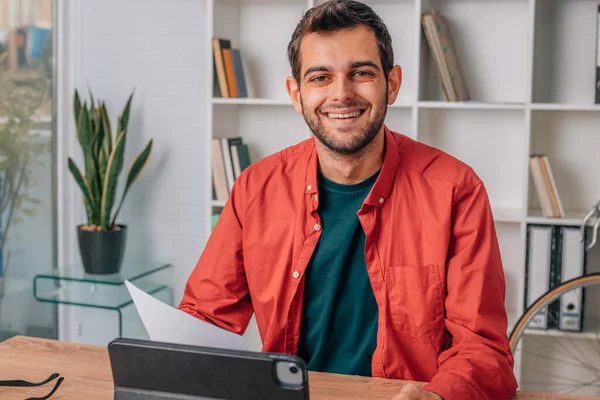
[{"left": 68, "top": 89, "right": 153, "bottom": 231}]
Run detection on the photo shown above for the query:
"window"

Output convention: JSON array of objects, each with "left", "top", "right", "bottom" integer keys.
[{"left": 0, "top": 0, "right": 56, "bottom": 341}]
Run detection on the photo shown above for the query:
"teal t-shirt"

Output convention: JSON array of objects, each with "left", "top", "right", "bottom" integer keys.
[{"left": 298, "top": 169, "right": 380, "bottom": 376}]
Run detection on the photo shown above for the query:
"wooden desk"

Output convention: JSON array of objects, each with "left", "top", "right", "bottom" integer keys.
[{"left": 0, "top": 335, "right": 596, "bottom": 400}]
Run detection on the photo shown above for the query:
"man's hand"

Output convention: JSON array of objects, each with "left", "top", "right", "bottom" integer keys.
[{"left": 391, "top": 383, "right": 443, "bottom": 400}]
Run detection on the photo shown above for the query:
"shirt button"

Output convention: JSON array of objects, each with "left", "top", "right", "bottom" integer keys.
[
  {"left": 293, "top": 271, "right": 300, "bottom": 279},
  {"left": 379, "top": 197, "right": 385, "bottom": 204},
  {"left": 314, "top": 223, "right": 321, "bottom": 231},
  {"left": 307, "top": 185, "right": 312, "bottom": 191}
]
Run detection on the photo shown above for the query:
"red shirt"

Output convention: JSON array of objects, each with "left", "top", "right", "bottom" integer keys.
[{"left": 178, "top": 126, "right": 518, "bottom": 399}]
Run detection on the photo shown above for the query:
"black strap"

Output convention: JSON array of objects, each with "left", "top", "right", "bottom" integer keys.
[
  {"left": 0, "top": 373, "right": 64, "bottom": 399},
  {"left": 0, "top": 372, "right": 59, "bottom": 387},
  {"left": 25, "top": 377, "right": 64, "bottom": 400}
]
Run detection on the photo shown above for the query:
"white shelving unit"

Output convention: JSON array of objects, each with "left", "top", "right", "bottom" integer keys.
[{"left": 207, "top": 0, "right": 600, "bottom": 394}]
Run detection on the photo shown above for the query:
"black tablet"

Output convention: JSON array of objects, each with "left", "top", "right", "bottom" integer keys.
[{"left": 108, "top": 337, "right": 310, "bottom": 400}]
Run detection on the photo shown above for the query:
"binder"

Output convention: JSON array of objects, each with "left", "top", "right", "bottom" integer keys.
[
  {"left": 556, "top": 226, "right": 586, "bottom": 332},
  {"left": 524, "top": 224, "right": 556, "bottom": 330}
]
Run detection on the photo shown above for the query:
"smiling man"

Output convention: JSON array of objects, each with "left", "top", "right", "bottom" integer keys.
[{"left": 178, "top": 1, "right": 518, "bottom": 399}]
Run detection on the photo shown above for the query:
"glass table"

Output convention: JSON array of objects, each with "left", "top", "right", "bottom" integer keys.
[{"left": 33, "top": 260, "right": 173, "bottom": 339}]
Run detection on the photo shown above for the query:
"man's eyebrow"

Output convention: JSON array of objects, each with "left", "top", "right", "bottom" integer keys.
[
  {"left": 303, "top": 65, "right": 329, "bottom": 80},
  {"left": 349, "top": 60, "right": 380, "bottom": 70},
  {"left": 302, "top": 60, "right": 381, "bottom": 80}
]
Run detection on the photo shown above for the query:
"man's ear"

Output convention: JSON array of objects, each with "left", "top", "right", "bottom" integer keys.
[
  {"left": 386, "top": 65, "right": 403, "bottom": 105},
  {"left": 286, "top": 76, "right": 303, "bottom": 114}
]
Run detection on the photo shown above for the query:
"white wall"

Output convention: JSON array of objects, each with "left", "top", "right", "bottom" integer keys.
[{"left": 57, "top": 0, "right": 210, "bottom": 345}]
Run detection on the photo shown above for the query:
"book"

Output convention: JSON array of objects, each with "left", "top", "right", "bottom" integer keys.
[
  {"left": 213, "top": 56, "right": 221, "bottom": 97},
  {"left": 231, "top": 143, "right": 251, "bottom": 178},
  {"left": 212, "top": 138, "right": 229, "bottom": 201},
  {"left": 213, "top": 38, "right": 230, "bottom": 98},
  {"left": 539, "top": 155, "right": 564, "bottom": 218},
  {"left": 422, "top": 12, "right": 456, "bottom": 101},
  {"left": 529, "top": 154, "right": 564, "bottom": 218},
  {"left": 231, "top": 49, "right": 248, "bottom": 98},
  {"left": 221, "top": 137, "right": 243, "bottom": 191},
  {"left": 421, "top": 9, "right": 469, "bottom": 102},
  {"left": 222, "top": 48, "right": 238, "bottom": 98},
  {"left": 432, "top": 9, "right": 469, "bottom": 101},
  {"left": 529, "top": 155, "right": 555, "bottom": 218},
  {"left": 212, "top": 138, "right": 254, "bottom": 201}
]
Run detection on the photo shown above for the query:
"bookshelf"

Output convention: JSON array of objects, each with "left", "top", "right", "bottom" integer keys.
[{"left": 206, "top": 0, "right": 600, "bottom": 393}]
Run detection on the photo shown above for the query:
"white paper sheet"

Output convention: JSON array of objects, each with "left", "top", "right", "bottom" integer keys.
[{"left": 125, "top": 280, "right": 248, "bottom": 351}]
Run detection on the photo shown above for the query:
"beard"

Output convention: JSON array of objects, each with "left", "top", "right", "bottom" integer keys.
[{"left": 301, "top": 90, "right": 388, "bottom": 155}]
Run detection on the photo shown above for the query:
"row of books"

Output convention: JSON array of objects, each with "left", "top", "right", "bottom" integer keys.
[
  {"left": 421, "top": 9, "right": 469, "bottom": 102},
  {"left": 212, "top": 37, "right": 248, "bottom": 98},
  {"left": 529, "top": 154, "right": 564, "bottom": 218},
  {"left": 212, "top": 137, "right": 252, "bottom": 202}
]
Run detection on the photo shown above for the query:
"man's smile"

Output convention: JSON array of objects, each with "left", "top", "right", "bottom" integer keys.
[{"left": 320, "top": 107, "right": 367, "bottom": 125}]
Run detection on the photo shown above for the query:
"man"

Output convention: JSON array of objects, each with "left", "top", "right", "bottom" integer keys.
[{"left": 178, "top": 1, "right": 518, "bottom": 399}]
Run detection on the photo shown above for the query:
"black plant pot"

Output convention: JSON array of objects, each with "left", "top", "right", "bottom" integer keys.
[{"left": 77, "top": 224, "right": 127, "bottom": 275}]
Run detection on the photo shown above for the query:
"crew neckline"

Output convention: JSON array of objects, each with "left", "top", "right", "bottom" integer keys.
[{"left": 318, "top": 169, "right": 381, "bottom": 193}]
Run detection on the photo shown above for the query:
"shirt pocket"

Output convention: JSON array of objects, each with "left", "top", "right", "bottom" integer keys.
[{"left": 385, "top": 264, "right": 445, "bottom": 340}]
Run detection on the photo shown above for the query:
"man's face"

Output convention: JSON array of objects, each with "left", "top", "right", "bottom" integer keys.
[{"left": 287, "top": 25, "right": 400, "bottom": 155}]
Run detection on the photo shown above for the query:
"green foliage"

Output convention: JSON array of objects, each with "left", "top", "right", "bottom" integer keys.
[
  {"left": 0, "top": 52, "right": 51, "bottom": 272},
  {"left": 69, "top": 89, "right": 154, "bottom": 231}
]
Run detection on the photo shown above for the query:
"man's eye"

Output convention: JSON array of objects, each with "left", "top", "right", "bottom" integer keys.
[
  {"left": 353, "top": 70, "right": 372, "bottom": 77},
  {"left": 311, "top": 76, "right": 328, "bottom": 82}
]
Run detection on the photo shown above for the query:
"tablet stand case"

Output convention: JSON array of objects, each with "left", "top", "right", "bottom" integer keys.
[{"left": 108, "top": 338, "right": 310, "bottom": 400}]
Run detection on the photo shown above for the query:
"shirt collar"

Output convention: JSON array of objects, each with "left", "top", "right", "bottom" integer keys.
[{"left": 304, "top": 125, "right": 400, "bottom": 207}]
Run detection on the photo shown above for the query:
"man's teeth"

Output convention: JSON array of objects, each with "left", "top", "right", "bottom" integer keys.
[{"left": 327, "top": 110, "right": 362, "bottom": 119}]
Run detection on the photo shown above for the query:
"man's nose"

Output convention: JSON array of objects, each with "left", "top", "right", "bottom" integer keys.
[{"left": 330, "top": 76, "right": 354, "bottom": 103}]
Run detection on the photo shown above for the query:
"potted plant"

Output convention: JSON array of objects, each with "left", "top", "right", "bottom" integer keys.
[{"left": 69, "top": 89, "right": 153, "bottom": 275}]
